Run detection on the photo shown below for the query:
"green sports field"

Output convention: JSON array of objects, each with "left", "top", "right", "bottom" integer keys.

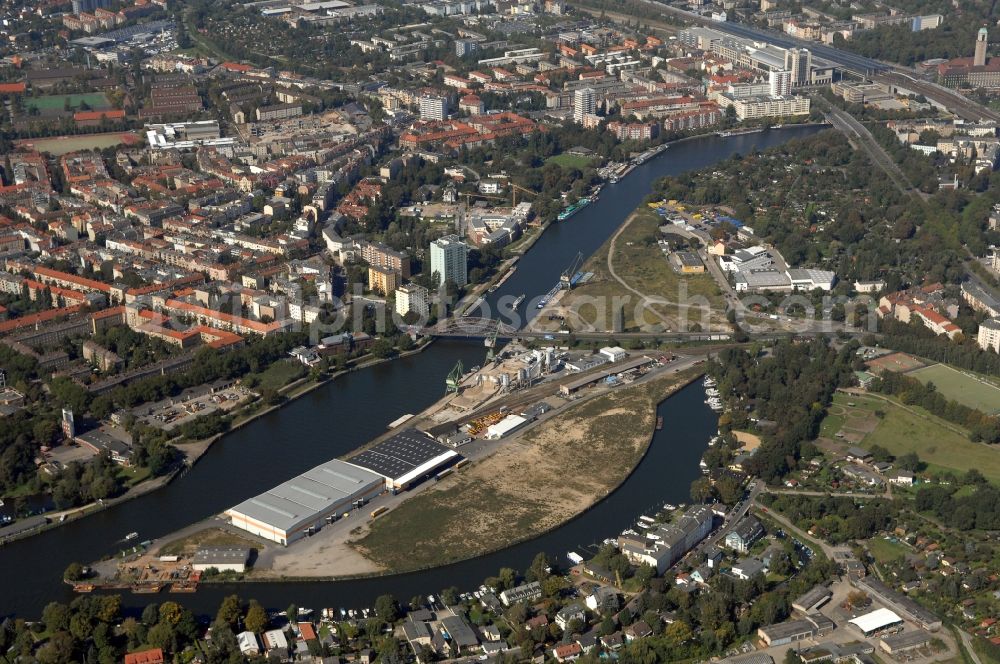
[
  {"left": 908, "top": 363, "right": 1000, "bottom": 414},
  {"left": 25, "top": 93, "right": 111, "bottom": 112},
  {"left": 546, "top": 153, "right": 596, "bottom": 169}
]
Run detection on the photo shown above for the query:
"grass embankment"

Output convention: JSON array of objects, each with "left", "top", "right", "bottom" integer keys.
[
  {"left": 351, "top": 367, "right": 702, "bottom": 571},
  {"left": 559, "top": 208, "right": 726, "bottom": 332},
  {"left": 822, "top": 392, "right": 1000, "bottom": 483},
  {"left": 157, "top": 528, "right": 259, "bottom": 557}
]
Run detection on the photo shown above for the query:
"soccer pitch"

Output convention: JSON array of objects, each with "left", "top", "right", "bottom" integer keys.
[
  {"left": 25, "top": 93, "right": 110, "bottom": 111},
  {"left": 908, "top": 363, "right": 1000, "bottom": 414}
]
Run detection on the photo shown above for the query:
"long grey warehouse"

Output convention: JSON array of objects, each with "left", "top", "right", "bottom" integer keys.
[{"left": 225, "top": 459, "right": 384, "bottom": 546}]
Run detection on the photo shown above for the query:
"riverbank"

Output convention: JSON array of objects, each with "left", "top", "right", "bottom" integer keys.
[
  {"left": 346, "top": 365, "right": 704, "bottom": 575},
  {"left": 2, "top": 340, "right": 438, "bottom": 549}
]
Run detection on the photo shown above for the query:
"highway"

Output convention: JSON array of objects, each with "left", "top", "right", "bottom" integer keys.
[
  {"left": 646, "top": 0, "right": 887, "bottom": 75},
  {"left": 819, "top": 99, "right": 919, "bottom": 197},
  {"left": 640, "top": 0, "right": 1000, "bottom": 122}
]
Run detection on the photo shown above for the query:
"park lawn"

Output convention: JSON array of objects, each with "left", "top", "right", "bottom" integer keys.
[
  {"left": 252, "top": 359, "right": 306, "bottom": 391},
  {"left": 831, "top": 392, "right": 1000, "bottom": 484},
  {"left": 868, "top": 537, "right": 908, "bottom": 564},
  {"left": 546, "top": 153, "right": 596, "bottom": 169},
  {"left": 120, "top": 465, "right": 152, "bottom": 488},
  {"left": 25, "top": 93, "right": 110, "bottom": 111},
  {"left": 818, "top": 407, "right": 846, "bottom": 438},
  {"left": 18, "top": 133, "right": 132, "bottom": 155},
  {"left": 908, "top": 363, "right": 1000, "bottom": 415},
  {"left": 561, "top": 208, "right": 726, "bottom": 332}
]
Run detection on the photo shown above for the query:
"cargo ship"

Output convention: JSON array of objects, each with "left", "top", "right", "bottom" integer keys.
[
  {"left": 488, "top": 264, "right": 517, "bottom": 292},
  {"left": 557, "top": 197, "right": 591, "bottom": 221},
  {"left": 536, "top": 283, "right": 561, "bottom": 309},
  {"left": 717, "top": 127, "right": 764, "bottom": 137}
]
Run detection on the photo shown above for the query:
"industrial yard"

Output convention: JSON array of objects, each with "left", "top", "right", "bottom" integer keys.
[
  {"left": 349, "top": 363, "right": 704, "bottom": 573},
  {"left": 102, "top": 351, "right": 702, "bottom": 581}
]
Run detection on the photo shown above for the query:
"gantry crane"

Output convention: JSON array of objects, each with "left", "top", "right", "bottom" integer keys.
[
  {"left": 445, "top": 359, "right": 464, "bottom": 394},
  {"left": 560, "top": 251, "right": 584, "bottom": 289}
]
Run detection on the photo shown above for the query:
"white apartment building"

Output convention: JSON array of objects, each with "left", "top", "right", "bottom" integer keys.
[
  {"left": 573, "top": 87, "right": 596, "bottom": 123},
  {"left": 978, "top": 318, "right": 1000, "bottom": 352},
  {"left": 396, "top": 284, "right": 430, "bottom": 318},
  {"left": 726, "top": 95, "right": 810, "bottom": 120},
  {"left": 419, "top": 95, "right": 448, "bottom": 121},
  {"left": 430, "top": 234, "right": 469, "bottom": 287}
]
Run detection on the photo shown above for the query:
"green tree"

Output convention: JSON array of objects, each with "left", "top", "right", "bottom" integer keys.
[
  {"left": 63, "top": 562, "right": 85, "bottom": 581},
  {"left": 42, "top": 603, "right": 70, "bottom": 632},
  {"left": 217, "top": 594, "right": 242, "bottom": 628},
  {"left": 245, "top": 600, "right": 268, "bottom": 633},
  {"left": 374, "top": 594, "right": 399, "bottom": 623}
]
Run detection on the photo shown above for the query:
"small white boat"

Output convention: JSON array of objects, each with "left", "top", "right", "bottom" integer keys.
[{"left": 124, "top": 532, "right": 138, "bottom": 541}]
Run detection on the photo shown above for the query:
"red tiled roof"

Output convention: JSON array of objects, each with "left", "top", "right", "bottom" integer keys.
[
  {"left": 0, "top": 305, "right": 83, "bottom": 334},
  {"left": 124, "top": 648, "right": 164, "bottom": 664},
  {"left": 92, "top": 306, "right": 125, "bottom": 320},
  {"left": 0, "top": 82, "right": 26, "bottom": 94},
  {"left": 298, "top": 622, "right": 318, "bottom": 640},
  {"left": 34, "top": 265, "right": 112, "bottom": 293}
]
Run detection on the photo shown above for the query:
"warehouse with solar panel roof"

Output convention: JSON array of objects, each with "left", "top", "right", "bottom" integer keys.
[{"left": 225, "top": 428, "right": 461, "bottom": 545}]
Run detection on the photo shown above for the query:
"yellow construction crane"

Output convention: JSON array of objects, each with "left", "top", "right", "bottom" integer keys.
[
  {"left": 463, "top": 191, "right": 507, "bottom": 207},
  {"left": 509, "top": 183, "right": 537, "bottom": 207}
]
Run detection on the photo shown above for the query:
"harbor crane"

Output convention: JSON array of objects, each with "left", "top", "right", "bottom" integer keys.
[
  {"left": 560, "top": 251, "right": 584, "bottom": 289},
  {"left": 484, "top": 327, "right": 499, "bottom": 361},
  {"left": 445, "top": 359, "right": 464, "bottom": 394}
]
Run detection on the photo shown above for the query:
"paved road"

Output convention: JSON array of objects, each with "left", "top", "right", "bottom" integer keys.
[
  {"left": 751, "top": 499, "right": 841, "bottom": 560},
  {"left": 820, "top": 101, "right": 919, "bottom": 198},
  {"left": 605, "top": 209, "right": 676, "bottom": 329},
  {"left": 961, "top": 629, "right": 985, "bottom": 664}
]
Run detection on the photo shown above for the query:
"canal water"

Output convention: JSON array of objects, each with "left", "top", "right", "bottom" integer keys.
[{"left": 0, "top": 125, "right": 823, "bottom": 618}]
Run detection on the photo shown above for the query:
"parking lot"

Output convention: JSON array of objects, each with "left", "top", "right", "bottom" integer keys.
[
  {"left": 134, "top": 383, "right": 255, "bottom": 432},
  {"left": 46, "top": 441, "right": 99, "bottom": 469}
]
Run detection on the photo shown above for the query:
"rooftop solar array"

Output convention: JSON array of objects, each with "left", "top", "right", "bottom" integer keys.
[
  {"left": 228, "top": 458, "right": 383, "bottom": 533},
  {"left": 348, "top": 428, "right": 456, "bottom": 482}
]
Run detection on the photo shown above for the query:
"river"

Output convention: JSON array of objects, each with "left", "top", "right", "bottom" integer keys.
[{"left": 0, "top": 125, "right": 823, "bottom": 618}]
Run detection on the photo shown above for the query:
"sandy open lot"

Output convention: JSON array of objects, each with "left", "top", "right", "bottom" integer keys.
[{"left": 349, "top": 367, "right": 702, "bottom": 572}]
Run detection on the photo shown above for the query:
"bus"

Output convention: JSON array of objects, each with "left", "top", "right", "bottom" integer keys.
[{"left": 370, "top": 506, "right": 389, "bottom": 519}]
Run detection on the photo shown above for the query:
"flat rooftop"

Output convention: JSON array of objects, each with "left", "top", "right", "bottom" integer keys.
[
  {"left": 881, "top": 630, "right": 932, "bottom": 651},
  {"left": 347, "top": 428, "right": 458, "bottom": 484},
  {"left": 227, "top": 458, "right": 383, "bottom": 532},
  {"left": 193, "top": 547, "right": 250, "bottom": 565}
]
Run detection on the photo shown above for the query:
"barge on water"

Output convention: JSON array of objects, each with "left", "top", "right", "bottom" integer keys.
[
  {"left": 557, "top": 197, "right": 591, "bottom": 221},
  {"left": 536, "top": 284, "right": 562, "bottom": 309}
]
